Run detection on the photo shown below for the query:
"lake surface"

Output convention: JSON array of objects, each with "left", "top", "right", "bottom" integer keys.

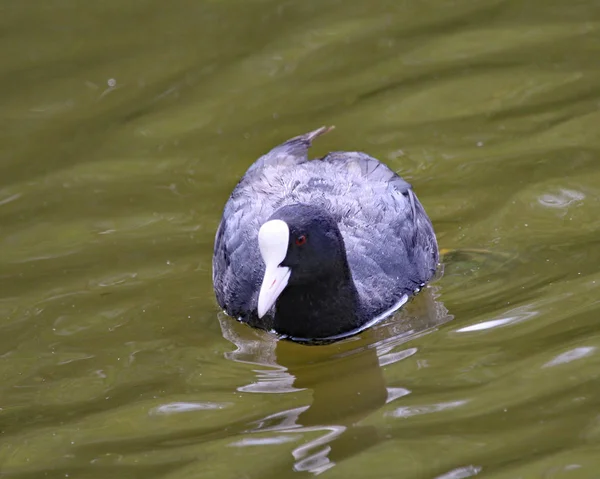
[{"left": 2, "top": 0, "right": 600, "bottom": 477}]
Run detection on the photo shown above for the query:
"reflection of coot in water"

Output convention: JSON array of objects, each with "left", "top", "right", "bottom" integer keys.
[
  {"left": 220, "top": 287, "right": 453, "bottom": 475},
  {"left": 213, "top": 127, "right": 439, "bottom": 342}
]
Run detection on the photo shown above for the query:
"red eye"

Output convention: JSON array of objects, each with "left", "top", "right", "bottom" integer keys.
[{"left": 295, "top": 235, "right": 307, "bottom": 246}]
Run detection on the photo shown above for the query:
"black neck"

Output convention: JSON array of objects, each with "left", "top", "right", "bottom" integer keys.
[{"left": 273, "top": 272, "right": 362, "bottom": 339}]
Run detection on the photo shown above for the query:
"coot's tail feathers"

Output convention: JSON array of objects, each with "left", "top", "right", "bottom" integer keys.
[
  {"left": 272, "top": 125, "right": 335, "bottom": 160},
  {"left": 245, "top": 126, "right": 335, "bottom": 175},
  {"left": 303, "top": 125, "right": 335, "bottom": 142}
]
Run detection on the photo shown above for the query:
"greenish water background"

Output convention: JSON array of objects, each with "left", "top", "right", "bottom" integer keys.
[{"left": 1, "top": 0, "right": 600, "bottom": 477}]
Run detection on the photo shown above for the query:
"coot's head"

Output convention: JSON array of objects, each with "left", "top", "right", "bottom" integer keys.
[{"left": 256, "top": 203, "right": 348, "bottom": 318}]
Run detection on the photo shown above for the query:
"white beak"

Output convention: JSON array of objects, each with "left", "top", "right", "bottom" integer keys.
[
  {"left": 257, "top": 264, "right": 291, "bottom": 318},
  {"left": 257, "top": 219, "right": 291, "bottom": 318}
]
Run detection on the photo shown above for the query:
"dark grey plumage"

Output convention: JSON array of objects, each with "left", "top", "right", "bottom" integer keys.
[{"left": 212, "top": 127, "right": 439, "bottom": 341}]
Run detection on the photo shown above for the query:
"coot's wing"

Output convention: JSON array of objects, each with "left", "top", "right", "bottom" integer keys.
[
  {"left": 212, "top": 127, "right": 333, "bottom": 325},
  {"left": 318, "top": 151, "right": 439, "bottom": 316}
]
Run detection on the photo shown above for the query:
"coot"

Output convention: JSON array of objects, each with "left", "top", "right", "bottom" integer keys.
[{"left": 212, "top": 127, "right": 439, "bottom": 342}]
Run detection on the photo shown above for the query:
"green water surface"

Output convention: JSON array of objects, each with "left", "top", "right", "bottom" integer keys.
[{"left": 2, "top": 0, "right": 600, "bottom": 478}]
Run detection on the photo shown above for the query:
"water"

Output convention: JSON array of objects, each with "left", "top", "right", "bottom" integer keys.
[{"left": 1, "top": 0, "right": 600, "bottom": 477}]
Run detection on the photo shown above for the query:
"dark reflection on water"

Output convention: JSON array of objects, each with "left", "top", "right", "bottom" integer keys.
[{"left": 220, "top": 288, "right": 452, "bottom": 475}]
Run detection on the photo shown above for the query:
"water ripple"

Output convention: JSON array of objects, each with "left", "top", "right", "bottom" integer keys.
[
  {"left": 542, "top": 347, "right": 596, "bottom": 368},
  {"left": 149, "top": 401, "right": 230, "bottom": 415}
]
